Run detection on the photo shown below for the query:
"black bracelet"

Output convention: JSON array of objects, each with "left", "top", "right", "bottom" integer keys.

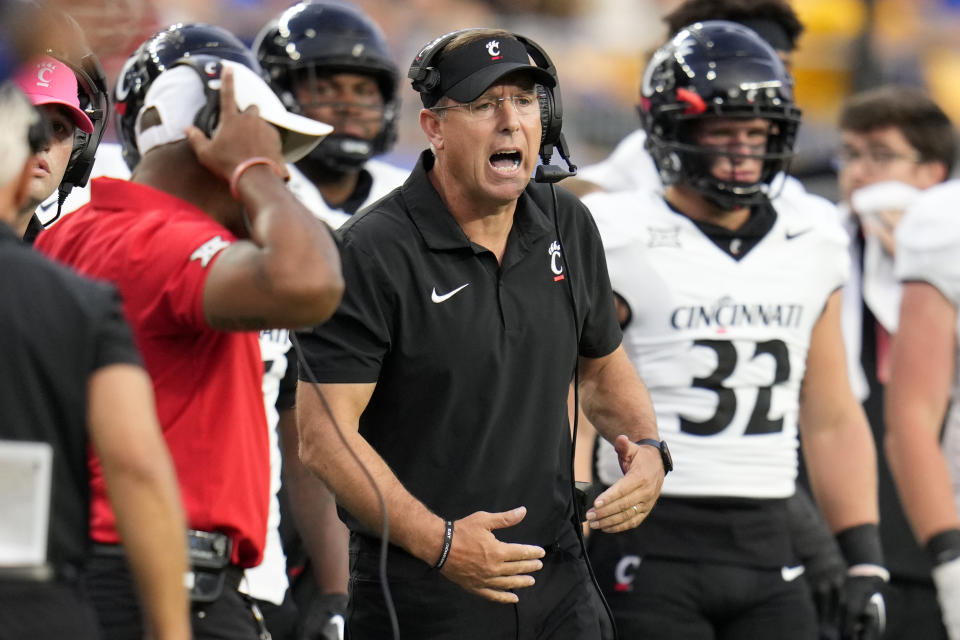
[
  {"left": 925, "top": 528, "right": 960, "bottom": 566},
  {"left": 433, "top": 520, "right": 454, "bottom": 570},
  {"left": 836, "top": 523, "right": 885, "bottom": 567}
]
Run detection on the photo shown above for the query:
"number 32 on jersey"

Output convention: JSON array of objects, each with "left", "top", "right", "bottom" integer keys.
[{"left": 681, "top": 338, "right": 791, "bottom": 437}]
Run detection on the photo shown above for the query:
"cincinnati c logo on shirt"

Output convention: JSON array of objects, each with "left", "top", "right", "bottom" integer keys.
[{"left": 548, "top": 240, "right": 564, "bottom": 282}]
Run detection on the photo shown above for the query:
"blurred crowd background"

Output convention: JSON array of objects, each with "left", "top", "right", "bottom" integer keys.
[{"left": 53, "top": 0, "right": 960, "bottom": 200}]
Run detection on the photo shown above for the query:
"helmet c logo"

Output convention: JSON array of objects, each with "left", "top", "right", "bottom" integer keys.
[{"left": 115, "top": 54, "right": 140, "bottom": 102}]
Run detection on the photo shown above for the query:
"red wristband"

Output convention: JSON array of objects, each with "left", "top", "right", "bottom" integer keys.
[{"left": 229, "top": 156, "right": 284, "bottom": 201}]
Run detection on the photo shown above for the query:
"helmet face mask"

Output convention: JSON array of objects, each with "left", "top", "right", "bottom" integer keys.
[
  {"left": 639, "top": 20, "right": 801, "bottom": 210},
  {"left": 115, "top": 23, "right": 261, "bottom": 170},
  {"left": 254, "top": 1, "right": 399, "bottom": 174}
]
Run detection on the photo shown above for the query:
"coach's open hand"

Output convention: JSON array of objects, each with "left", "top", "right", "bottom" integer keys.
[
  {"left": 584, "top": 435, "right": 663, "bottom": 533},
  {"left": 439, "top": 507, "right": 545, "bottom": 604}
]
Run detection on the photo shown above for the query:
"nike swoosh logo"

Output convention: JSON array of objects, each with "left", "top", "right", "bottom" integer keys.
[
  {"left": 785, "top": 228, "right": 813, "bottom": 240},
  {"left": 431, "top": 283, "right": 470, "bottom": 303},
  {"left": 781, "top": 565, "right": 806, "bottom": 582}
]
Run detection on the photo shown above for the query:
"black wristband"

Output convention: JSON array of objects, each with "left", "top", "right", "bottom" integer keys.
[
  {"left": 836, "top": 523, "right": 885, "bottom": 567},
  {"left": 925, "top": 528, "right": 960, "bottom": 566},
  {"left": 434, "top": 520, "right": 454, "bottom": 570}
]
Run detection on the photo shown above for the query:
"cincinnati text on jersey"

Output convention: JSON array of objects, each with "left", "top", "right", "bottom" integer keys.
[{"left": 670, "top": 298, "right": 805, "bottom": 331}]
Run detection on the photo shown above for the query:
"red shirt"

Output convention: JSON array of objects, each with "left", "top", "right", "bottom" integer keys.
[{"left": 36, "top": 178, "right": 269, "bottom": 567}]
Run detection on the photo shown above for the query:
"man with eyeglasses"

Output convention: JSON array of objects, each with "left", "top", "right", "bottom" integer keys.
[
  {"left": 836, "top": 85, "right": 956, "bottom": 640},
  {"left": 293, "top": 27, "right": 664, "bottom": 639}
]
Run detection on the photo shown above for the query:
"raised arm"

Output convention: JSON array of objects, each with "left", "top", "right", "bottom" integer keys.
[
  {"left": 185, "top": 67, "right": 343, "bottom": 331},
  {"left": 87, "top": 364, "right": 190, "bottom": 640}
]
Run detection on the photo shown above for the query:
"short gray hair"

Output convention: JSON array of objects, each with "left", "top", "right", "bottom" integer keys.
[{"left": 0, "top": 82, "right": 38, "bottom": 187}]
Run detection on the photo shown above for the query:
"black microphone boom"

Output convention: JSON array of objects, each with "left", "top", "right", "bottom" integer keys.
[{"left": 535, "top": 133, "right": 578, "bottom": 183}]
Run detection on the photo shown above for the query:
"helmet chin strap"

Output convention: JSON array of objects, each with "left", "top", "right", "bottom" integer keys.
[{"left": 299, "top": 134, "right": 373, "bottom": 177}]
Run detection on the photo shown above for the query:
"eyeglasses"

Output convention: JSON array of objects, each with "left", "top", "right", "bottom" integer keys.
[
  {"left": 431, "top": 93, "right": 540, "bottom": 120},
  {"left": 835, "top": 148, "right": 921, "bottom": 171}
]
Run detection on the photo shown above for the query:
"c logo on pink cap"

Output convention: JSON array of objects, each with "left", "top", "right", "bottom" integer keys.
[{"left": 35, "top": 61, "right": 58, "bottom": 88}]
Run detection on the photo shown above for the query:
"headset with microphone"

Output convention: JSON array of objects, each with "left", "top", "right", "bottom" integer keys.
[{"left": 407, "top": 28, "right": 577, "bottom": 183}]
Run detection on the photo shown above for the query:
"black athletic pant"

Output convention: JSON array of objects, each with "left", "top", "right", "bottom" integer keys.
[
  {"left": 86, "top": 550, "right": 263, "bottom": 640},
  {"left": 0, "top": 578, "right": 101, "bottom": 640},
  {"left": 589, "top": 541, "right": 818, "bottom": 640},
  {"left": 347, "top": 531, "right": 601, "bottom": 640}
]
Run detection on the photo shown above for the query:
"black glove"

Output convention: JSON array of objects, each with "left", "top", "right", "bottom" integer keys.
[
  {"left": 298, "top": 592, "right": 348, "bottom": 640},
  {"left": 811, "top": 573, "right": 843, "bottom": 640},
  {"left": 785, "top": 488, "right": 847, "bottom": 639},
  {"left": 839, "top": 574, "right": 886, "bottom": 640}
]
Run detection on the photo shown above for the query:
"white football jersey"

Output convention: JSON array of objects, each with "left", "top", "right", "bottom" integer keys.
[
  {"left": 588, "top": 188, "right": 849, "bottom": 498},
  {"left": 895, "top": 179, "right": 960, "bottom": 515},
  {"left": 241, "top": 329, "right": 292, "bottom": 604},
  {"left": 578, "top": 130, "right": 661, "bottom": 193},
  {"left": 286, "top": 158, "right": 408, "bottom": 228}
]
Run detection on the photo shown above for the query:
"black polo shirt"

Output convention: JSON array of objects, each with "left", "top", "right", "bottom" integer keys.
[
  {"left": 0, "top": 222, "right": 141, "bottom": 572},
  {"left": 298, "top": 151, "right": 621, "bottom": 547}
]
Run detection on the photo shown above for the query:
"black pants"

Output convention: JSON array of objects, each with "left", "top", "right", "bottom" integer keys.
[
  {"left": 86, "top": 550, "right": 263, "bottom": 640},
  {"left": 0, "top": 579, "right": 100, "bottom": 640},
  {"left": 589, "top": 542, "right": 817, "bottom": 640},
  {"left": 347, "top": 535, "right": 601, "bottom": 640}
]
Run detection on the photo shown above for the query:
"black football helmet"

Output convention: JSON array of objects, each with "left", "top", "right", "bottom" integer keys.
[
  {"left": 639, "top": 20, "right": 801, "bottom": 209},
  {"left": 42, "top": 10, "right": 109, "bottom": 200},
  {"left": 115, "top": 23, "right": 260, "bottom": 170},
  {"left": 253, "top": 1, "right": 399, "bottom": 173}
]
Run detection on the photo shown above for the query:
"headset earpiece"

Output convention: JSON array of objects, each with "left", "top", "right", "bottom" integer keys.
[
  {"left": 511, "top": 35, "right": 576, "bottom": 182},
  {"left": 408, "top": 65, "right": 441, "bottom": 95},
  {"left": 57, "top": 51, "right": 108, "bottom": 194},
  {"left": 407, "top": 30, "right": 465, "bottom": 99},
  {"left": 512, "top": 35, "right": 562, "bottom": 154},
  {"left": 171, "top": 55, "right": 224, "bottom": 138},
  {"left": 536, "top": 84, "right": 559, "bottom": 148}
]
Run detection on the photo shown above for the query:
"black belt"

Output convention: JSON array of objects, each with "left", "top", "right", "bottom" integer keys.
[{"left": 94, "top": 529, "right": 240, "bottom": 603}]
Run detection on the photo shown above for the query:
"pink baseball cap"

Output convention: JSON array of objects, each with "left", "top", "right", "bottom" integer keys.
[{"left": 15, "top": 55, "right": 95, "bottom": 134}]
